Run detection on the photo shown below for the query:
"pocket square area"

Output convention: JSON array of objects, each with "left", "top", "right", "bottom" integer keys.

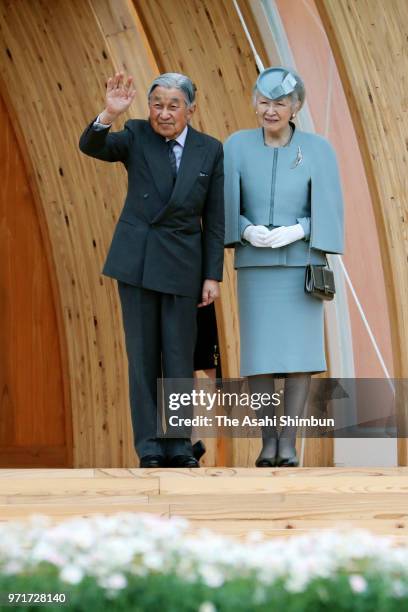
[{"left": 199, "top": 171, "right": 209, "bottom": 177}]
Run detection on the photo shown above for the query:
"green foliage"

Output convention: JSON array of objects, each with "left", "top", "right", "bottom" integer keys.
[{"left": 0, "top": 566, "right": 407, "bottom": 612}]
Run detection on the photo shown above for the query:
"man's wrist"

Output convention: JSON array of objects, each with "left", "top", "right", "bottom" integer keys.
[{"left": 98, "top": 109, "right": 119, "bottom": 125}]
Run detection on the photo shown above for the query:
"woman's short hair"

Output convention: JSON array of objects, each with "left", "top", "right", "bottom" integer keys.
[
  {"left": 147, "top": 73, "right": 196, "bottom": 107},
  {"left": 253, "top": 67, "right": 306, "bottom": 109}
]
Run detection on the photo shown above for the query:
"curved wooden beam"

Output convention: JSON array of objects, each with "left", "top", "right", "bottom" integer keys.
[
  {"left": 0, "top": 0, "right": 160, "bottom": 466},
  {"left": 316, "top": 0, "right": 408, "bottom": 464}
]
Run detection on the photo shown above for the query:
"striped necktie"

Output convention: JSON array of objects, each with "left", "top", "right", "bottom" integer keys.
[{"left": 167, "top": 139, "right": 177, "bottom": 180}]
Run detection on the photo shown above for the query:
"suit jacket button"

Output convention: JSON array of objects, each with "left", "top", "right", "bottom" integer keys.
[{"left": 143, "top": 193, "right": 149, "bottom": 199}]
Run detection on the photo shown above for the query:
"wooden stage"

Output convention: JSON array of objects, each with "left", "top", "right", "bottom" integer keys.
[{"left": 0, "top": 468, "right": 407, "bottom": 542}]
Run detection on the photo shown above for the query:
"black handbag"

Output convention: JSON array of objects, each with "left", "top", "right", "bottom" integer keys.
[
  {"left": 304, "top": 239, "right": 335, "bottom": 301},
  {"left": 305, "top": 263, "right": 335, "bottom": 300}
]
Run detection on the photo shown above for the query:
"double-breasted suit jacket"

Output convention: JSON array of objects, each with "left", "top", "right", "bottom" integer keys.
[{"left": 79, "top": 118, "right": 224, "bottom": 299}]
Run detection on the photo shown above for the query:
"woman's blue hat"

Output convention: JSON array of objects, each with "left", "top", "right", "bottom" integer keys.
[{"left": 256, "top": 67, "right": 297, "bottom": 100}]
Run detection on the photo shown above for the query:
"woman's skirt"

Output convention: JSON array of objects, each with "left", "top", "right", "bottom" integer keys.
[{"left": 237, "top": 266, "right": 326, "bottom": 376}]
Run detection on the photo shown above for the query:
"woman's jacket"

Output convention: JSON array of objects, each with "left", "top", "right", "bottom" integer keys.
[{"left": 224, "top": 124, "right": 344, "bottom": 268}]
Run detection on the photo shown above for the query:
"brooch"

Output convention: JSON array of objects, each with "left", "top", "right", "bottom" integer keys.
[{"left": 291, "top": 146, "right": 303, "bottom": 169}]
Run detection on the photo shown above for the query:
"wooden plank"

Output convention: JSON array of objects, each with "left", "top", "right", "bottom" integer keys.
[
  {"left": 166, "top": 493, "right": 408, "bottom": 520},
  {"left": 186, "top": 520, "right": 408, "bottom": 538},
  {"left": 0, "top": 495, "right": 150, "bottom": 505},
  {"left": 0, "top": 477, "right": 159, "bottom": 497},
  {"left": 0, "top": 502, "right": 169, "bottom": 520},
  {"left": 131, "top": 466, "right": 408, "bottom": 478},
  {"left": 0, "top": 466, "right": 408, "bottom": 482},
  {"left": 0, "top": 467, "right": 406, "bottom": 479},
  {"left": 0, "top": 469, "right": 406, "bottom": 545},
  {"left": 158, "top": 475, "right": 408, "bottom": 496},
  {"left": 190, "top": 520, "right": 408, "bottom": 534},
  {"left": 0, "top": 469, "right": 96, "bottom": 479}
]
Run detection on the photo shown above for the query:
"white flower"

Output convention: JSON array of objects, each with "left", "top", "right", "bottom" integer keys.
[
  {"left": 285, "top": 572, "right": 309, "bottom": 593},
  {"left": 60, "top": 564, "right": 84, "bottom": 584},
  {"left": 0, "top": 513, "right": 408, "bottom": 600},
  {"left": 2, "top": 560, "right": 24, "bottom": 575},
  {"left": 31, "top": 542, "right": 66, "bottom": 567},
  {"left": 98, "top": 573, "right": 127, "bottom": 590},
  {"left": 349, "top": 574, "right": 367, "bottom": 593},
  {"left": 199, "top": 564, "right": 224, "bottom": 588},
  {"left": 392, "top": 579, "right": 408, "bottom": 598},
  {"left": 198, "top": 602, "right": 217, "bottom": 612},
  {"left": 143, "top": 551, "right": 165, "bottom": 571}
]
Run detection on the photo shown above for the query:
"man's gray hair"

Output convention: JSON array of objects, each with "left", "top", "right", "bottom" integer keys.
[
  {"left": 253, "top": 69, "right": 306, "bottom": 109},
  {"left": 148, "top": 73, "right": 196, "bottom": 107}
]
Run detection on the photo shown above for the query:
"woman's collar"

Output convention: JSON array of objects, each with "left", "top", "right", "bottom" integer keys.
[{"left": 259, "top": 120, "right": 299, "bottom": 148}]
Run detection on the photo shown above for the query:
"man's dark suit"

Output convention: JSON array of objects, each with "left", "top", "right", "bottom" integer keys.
[{"left": 79, "top": 118, "right": 224, "bottom": 460}]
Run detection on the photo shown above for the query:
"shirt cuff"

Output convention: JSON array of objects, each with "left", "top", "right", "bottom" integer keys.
[{"left": 92, "top": 113, "right": 112, "bottom": 131}]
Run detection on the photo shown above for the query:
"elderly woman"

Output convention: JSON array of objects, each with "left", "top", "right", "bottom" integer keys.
[{"left": 224, "top": 67, "right": 344, "bottom": 467}]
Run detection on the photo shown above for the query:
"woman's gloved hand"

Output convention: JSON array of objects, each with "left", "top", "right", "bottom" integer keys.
[
  {"left": 263, "top": 223, "right": 305, "bottom": 248},
  {"left": 242, "top": 225, "right": 270, "bottom": 247}
]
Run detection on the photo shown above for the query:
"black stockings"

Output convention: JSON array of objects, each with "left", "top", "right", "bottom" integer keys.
[{"left": 248, "top": 373, "right": 311, "bottom": 461}]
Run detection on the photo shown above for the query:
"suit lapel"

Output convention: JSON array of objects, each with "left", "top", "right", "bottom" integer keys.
[
  {"left": 172, "top": 126, "right": 205, "bottom": 203},
  {"left": 142, "top": 122, "right": 174, "bottom": 205},
  {"left": 152, "top": 126, "right": 206, "bottom": 223}
]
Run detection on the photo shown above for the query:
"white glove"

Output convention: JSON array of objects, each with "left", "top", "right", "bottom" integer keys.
[
  {"left": 262, "top": 223, "right": 305, "bottom": 248},
  {"left": 242, "top": 225, "right": 270, "bottom": 247}
]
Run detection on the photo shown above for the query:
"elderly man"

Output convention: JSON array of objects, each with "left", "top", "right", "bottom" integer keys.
[{"left": 79, "top": 72, "right": 224, "bottom": 468}]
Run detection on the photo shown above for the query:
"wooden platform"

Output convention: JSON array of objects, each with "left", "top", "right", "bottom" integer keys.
[{"left": 0, "top": 468, "right": 407, "bottom": 542}]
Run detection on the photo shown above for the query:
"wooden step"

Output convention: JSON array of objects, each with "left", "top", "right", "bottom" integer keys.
[{"left": 0, "top": 468, "right": 407, "bottom": 542}]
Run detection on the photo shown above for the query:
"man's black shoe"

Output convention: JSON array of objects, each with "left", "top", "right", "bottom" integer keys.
[
  {"left": 139, "top": 455, "right": 165, "bottom": 468},
  {"left": 168, "top": 455, "right": 199, "bottom": 468}
]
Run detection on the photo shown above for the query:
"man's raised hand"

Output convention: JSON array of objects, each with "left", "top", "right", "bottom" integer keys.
[{"left": 99, "top": 72, "right": 136, "bottom": 124}]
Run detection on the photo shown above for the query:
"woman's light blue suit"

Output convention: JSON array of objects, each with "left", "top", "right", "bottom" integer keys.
[{"left": 224, "top": 124, "right": 344, "bottom": 376}]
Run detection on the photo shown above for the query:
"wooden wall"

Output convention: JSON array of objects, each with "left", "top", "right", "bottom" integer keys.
[
  {"left": 0, "top": 0, "right": 137, "bottom": 467},
  {"left": 0, "top": 0, "right": 267, "bottom": 468},
  {"left": 316, "top": 0, "right": 408, "bottom": 463},
  {"left": 1, "top": 0, "right": 406, "bottom": 467}
]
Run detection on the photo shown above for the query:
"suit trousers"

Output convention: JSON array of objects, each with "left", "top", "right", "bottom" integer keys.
[{"left": 117, "top": 281, "right": 197, "bottom": 460}]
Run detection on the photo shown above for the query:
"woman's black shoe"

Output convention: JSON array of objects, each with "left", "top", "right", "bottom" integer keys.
[
  {"left": 276, "top": 454, "right": 299, "bottom": 467},
  {"left": 255, "top": 437, "right": 278, "bottom": 467},
  {"left": 255, "top": 456, "right": 276, "bottom": 467},
  {"left": 276, "top": 437, "right": 299, "bottom": 467}
]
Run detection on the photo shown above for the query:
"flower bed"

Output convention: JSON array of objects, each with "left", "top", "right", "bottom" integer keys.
[{"left": 0, "top": 513, "right": 407, "bottom": 611}]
